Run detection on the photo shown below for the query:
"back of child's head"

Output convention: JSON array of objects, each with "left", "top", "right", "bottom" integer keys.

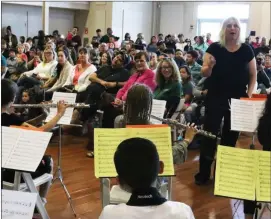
[{"left": 114, "top": 137, "right": 160, "bottom": 190}]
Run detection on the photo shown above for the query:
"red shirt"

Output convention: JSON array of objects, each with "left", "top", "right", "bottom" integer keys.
[{"left": 17, "top": 53, "right": 28, "bottom": 62}]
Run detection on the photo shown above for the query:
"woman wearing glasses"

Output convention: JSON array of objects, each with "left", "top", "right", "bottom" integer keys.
[{"left": 153, "top": 58, "right": 182, "bottom": 118}]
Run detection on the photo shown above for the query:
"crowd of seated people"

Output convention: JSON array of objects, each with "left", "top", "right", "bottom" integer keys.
[
  {"left": 1, "top": 21, "right": 271, "bottom": 219},
  {"left": 1, "top": 25, "right": 271, "bottom": 152}
]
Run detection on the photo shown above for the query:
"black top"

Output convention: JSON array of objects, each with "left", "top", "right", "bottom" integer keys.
[
  {"left": 2, "top": 113, "right": 24, "bottom": 127},
  {"left": 206, "top": 42, "right": 254, "bottom": 106}
]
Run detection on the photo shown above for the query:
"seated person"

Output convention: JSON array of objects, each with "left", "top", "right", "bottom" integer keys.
[
  {"left": 154, "top": 58, "right": 182, "bottom": 118},
  {"left": 186, "top": 77, "right": 208, "bottom": 124},
  {"left": 244, "top": 93, "right": 271, "bottom": 219},
  {"left": 115, "top": 84, "right": 197, "bottom": 165},
  {"left": 17, "top": 44, "right": 28, "bottom": 63},
  {"left": 99, "top": 137, "right": 195, "bottom": 219},
  {"left": 27, "top": 48, "right": 42, "bottom": 71},
  {"left": 102, "top": 51, "right": 156, "bottom": 128},
  {"left": 46, "top": 48, "right": 74, "bottom": 93},
  {"left": 264, "top": 54, "right": 271, "bottom": 80},
  {"left": 15, "top": 89, "right": 44, "bottom": 123},
  {"left": 186, "top": 50, "right": 202, "bottom": 86},
  {"left": 1, "top": 79, "right": 68, "bottom": 205},
  {"left": 18, "top": 47, "right": 57, "bottom": 88},
  {"left": 257, "top": 56, "right": 271, "bottom": 94},
  {"left": 1, "top": 54, "right": 8, "bottom": 78},
  {"left": 174, "top": 49, "right": 186, "bottom": 68},
  {"left": 148, "top": 52, "right": 158, "bottom": 72},
  {"left": 78, "top": 51, "right": 130, "bottom": 123},
  {"left": 8, "top": 54, "right": 28, "bottom": 82},
  {"left": 98, "top": 51, "right": 112, "bottom": 69},
  {"left": 6, "top": 48, "right": 18, "bottom": 77},
  {"left": 180, "top": 66, "right": 194, "bottom": 112},
  {"left": 61, "top": 47, "right": 97, "bottom": 102}
]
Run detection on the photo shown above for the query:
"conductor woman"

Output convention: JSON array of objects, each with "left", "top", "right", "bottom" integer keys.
[{"left": 195, "top": 17, "right": 257, "bottom": 185}]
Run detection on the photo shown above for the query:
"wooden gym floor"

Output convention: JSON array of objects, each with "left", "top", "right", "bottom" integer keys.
[{"left": 45, "top": 134, "right": 270, "bottom": 219}]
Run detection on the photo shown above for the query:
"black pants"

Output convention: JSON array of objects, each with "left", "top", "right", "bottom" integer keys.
[{"left": 197, "top": 104, "right": 239, "bottom": 181}]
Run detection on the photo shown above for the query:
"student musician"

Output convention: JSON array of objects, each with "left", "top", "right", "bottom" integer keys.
[
  {"left": 114, "top": 84, "right": 197, "bottom": 165},
  {"left": 99, "top": 137, "right": 195, "bottom": 219},
  {"left": 244, "top": 93, "right": 271, "bottom": 219},
  {"left": 1, "top": 79, "right": 68, "bottom": 205}
]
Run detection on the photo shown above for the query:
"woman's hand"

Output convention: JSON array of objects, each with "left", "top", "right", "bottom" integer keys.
[
  {"left": 105, "top": 82, "right": 116, "bottom": 88},
  {"left": 57, "top": 100, "right": 68, "bottom": 117},
  {"left": 113, "top": 98, "right": 123, "bottom": 106}
]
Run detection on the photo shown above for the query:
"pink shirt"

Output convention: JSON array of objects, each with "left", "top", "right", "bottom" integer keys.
[{"left": 116, "top": 69, "right": 156, "bottom": 101}]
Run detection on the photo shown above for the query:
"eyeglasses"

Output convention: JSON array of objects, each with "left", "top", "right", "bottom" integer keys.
[
  {"left": 135, "top": 59, "right": 146, "bottom": 64},
  {"left": 161, "top": 66, "right": 172, "bottom": 70}
]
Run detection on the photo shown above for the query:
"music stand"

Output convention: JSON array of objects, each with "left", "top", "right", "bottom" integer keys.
[{"left": 52, "top": 124, "right": 79, "bottom": 217}]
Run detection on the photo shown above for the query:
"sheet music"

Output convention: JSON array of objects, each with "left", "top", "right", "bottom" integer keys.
[
  {"left": 256, "top": 151, "right": 271, "bottom": 202},
  {"left": 94, "top": 127, "right": 174, "bottom": 178},
  {"left": 2, "top": 127, "right": 52, "bottom": 172},
  {"left": 2, "top": 190, "right": 37, "bottom": 219},
  {"left": 214, "top": 146, "right": 256, "bottom": 201},
  {"left": 45, "top": 92, "right": 76, "bottom": 125},
  {"left": 150, "top": 99, "right": 167, "bottom": 124},
  {"left": 231, "top": 99, "right": 265, "bottom": 132}
]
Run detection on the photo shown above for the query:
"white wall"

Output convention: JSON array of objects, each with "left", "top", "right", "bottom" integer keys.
[
  {"left": 2, "top": 3, "right": 42, "bottom": 38},
  {"left": 112, "top": 2, "right": 153, "bottom": 42},
  {"left": 49, "top": 8, "right": 75, "bottom": 36},
  {"left": 159, "top": 2, "right": 271, "bottom": 40},
  {"left": 160, "top": 2, "right": 184, "bottom": 36},
  {"left": 248, "top": 2, "right": 271, "bottom": 39}
]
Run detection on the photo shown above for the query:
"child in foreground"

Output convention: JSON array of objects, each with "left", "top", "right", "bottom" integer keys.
[{"left": 99, "top": 137, "right": 195, "bottom": 219}]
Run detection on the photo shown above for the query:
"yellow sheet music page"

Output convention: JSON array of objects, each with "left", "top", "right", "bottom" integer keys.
[
  {"left": 256, "top": 150, "right": 271, "bottom": 202},
  {"left": 214, "top": 145, "right": 256, "bottom": 201},
  {"left": 94, "top": 127, "right": 174, "bottom": 178}
]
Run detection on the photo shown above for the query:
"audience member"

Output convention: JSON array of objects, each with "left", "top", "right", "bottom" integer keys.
[
  {"left": 147, "top": 36, "right": 158, "bottom": 53},
  {"left": 206, "top": 33, "right": 213, "bottom": 45},
  {"left": 3, "top": 26, "right": 18, "bottom": 49},
  {"left": 154, "top": 58, "right": 182, "bottom": 118},
  {"left": 1, "top": 39, "right": 9, "bottom": 58},
  {"left": 193, "top": 36, "right": 208, "bottom": 53},
  {"left": 149, "top": 52, "right": 158, "bottom": 72},
  {"left": 7, "top": 48, "right": 18, "bottom": 76},
  {"left": 100, "top": 27, "right": 114, "bottom": 43},
  {"left": 255, "top": 37, "right": 269, "bottom": 55},
  {"left": 180, "top": 66, "right": 194, "bottom": 111},
  {"left": 17, "top": 44, "right": 28, "bottom": 62},
  {"left": 186, "top": 50, "right": 202, "bottom": 85},
  {"left": 1, "top": 54, "right": 8, "bottom": 78},
  {"left": 96, "top": 29, "right": 102, "bottom": 42},
  {"left": 69, "top": 26, "right": 82, "bottom": 54},
  {"left": 37, "top": 30, "right": 46, "bottom": 50},
  {"left": 174, "top": 49, "right": 186, "bottom": 68},
  {"left": 157, "top": 33, "right": 164, "bottom": 44},
  {"left": 62, "top": 47, "right": 96, "bottom": 102},
  {"left": 176, "top": 34, "right": 186, "bottom": 51},
  {"left": 102, "top": 51, "right": 156, "bottom": 128},
  {"left": 251, "top": 36, "right": 261, "bottom": 48}
]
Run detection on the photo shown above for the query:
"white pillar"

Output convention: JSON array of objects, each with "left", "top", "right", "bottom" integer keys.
[{"left": 42, "top": 2, "right": 49, "bottom": 35}]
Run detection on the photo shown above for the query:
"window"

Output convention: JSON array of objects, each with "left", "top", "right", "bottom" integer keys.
[{"left": 197, "top": 3, "right": 250, "bottom": 41}]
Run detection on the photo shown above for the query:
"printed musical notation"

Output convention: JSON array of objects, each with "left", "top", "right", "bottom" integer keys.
[
  {"left": 256, "top": 151, "right": 271, "bottom": 202},
  {"left": 2, "top": 190, "right": 37, "bottom": 219},
  {"left": 2, "top": 127, "right": 52, "bottom": 172},
  {"left": 231, "top": 98, "right": 265, "bottom": 132},
  {"left": 150, "top": 99, "right": 167, "bottom": 124},
  {"left": 215, "top": 145, "right": 271, "bottom": 202},
  {"left": 94, "top": 127, "right": 174, "bottom": 178},
  {"left": 45, "top": 92, "right": 77, "bottom": 125}
]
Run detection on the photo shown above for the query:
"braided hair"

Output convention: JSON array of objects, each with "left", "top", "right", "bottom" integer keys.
[{"left": 123, "top": 84, "right": 153, "bottom": 126}]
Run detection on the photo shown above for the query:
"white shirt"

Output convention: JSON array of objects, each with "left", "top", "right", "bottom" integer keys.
[{"left": 99, "top": 201, "right": 195, "bottom": 219}]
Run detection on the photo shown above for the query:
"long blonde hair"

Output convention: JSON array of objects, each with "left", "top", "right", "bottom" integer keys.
[{"left": 219, "top": 17, "right": 242, "bottom": 47}]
